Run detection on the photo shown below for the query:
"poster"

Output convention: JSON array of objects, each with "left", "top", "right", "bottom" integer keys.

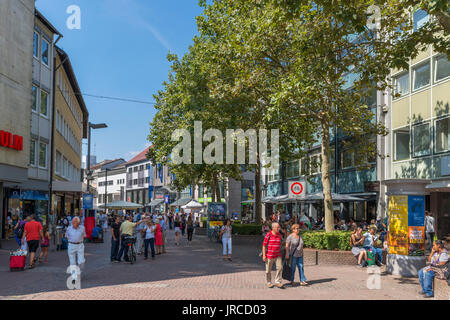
[
  {"left": 388, "top": 195, "right": 409, "bottom": 255},
  {"left": 207, "top": 203, "right": 227, "bottom": 221},
  {"left": 408, "top": 196, "right": 425, "bottom": 227},
  {"left": 408, "top": 226, "right": 425, "bottom": 256}
]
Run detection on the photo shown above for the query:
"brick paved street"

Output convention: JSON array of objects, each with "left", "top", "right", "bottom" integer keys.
[{"left": 0, "top": 229, "right": 435, "bottom": 300}]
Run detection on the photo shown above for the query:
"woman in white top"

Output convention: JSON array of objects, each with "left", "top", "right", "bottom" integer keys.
[
  {"left": 143, "top": 220, "right": 156, "bottom": 260},
  {"left": 220, "top": 219, "right": 233, "bottom": 262}
]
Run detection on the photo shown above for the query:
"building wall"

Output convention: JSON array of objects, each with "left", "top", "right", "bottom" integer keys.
[{"left": 0, "top": 0, "right": 34, "bottom": 171}]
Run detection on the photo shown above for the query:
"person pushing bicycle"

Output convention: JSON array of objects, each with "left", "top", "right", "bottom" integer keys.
[{"left": 116, "top": 214, "right": 146, "bottom": 262}]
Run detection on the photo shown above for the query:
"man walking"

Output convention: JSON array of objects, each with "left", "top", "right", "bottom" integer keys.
[
  {"left": 425, "top": 211, "right": 435, "bottom": 251},
  {"left": 160, "top": 215, "right": 167, "bottom": 253},
  {"left": 262, "top": 222, "right": 284, "bottom": 288},
  {"left": 65, "top": 217, "right": 86, "bottom": 282},
  {"left": 135, "top": 214, "right": 145, "bottom": 255},
  {"left": 22, "top": 214, "right": 43, "bottom": 269},
  {"left": 110, "top": 216, "right": 121, "bottom": 262},
  {"left": 116, "top": 215, "right": 146, "bottom": 262}
]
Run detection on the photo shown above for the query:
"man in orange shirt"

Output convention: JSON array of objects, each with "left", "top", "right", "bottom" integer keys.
[{"left": 22, "top": 214, "right": 43, "bottom": 269}]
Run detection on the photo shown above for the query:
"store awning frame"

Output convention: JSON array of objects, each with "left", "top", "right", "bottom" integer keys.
[{"left": 148, "top": 199, "right": 164, "bottom": 207}]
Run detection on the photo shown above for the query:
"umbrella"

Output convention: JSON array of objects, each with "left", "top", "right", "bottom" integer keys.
[
  {"left": 99, "top": 201, "right": 144, "bottom": 210},
  {"left": 182, "top": 200, "right": 205, "bottom": 209}
]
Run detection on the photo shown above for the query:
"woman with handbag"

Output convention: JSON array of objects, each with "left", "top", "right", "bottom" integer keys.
[
  {"left": 285, "top": 224, "right": 307, "bottom": 286},
  {"left": 220, "top": 219, "right": 232, "bottom": 262}
]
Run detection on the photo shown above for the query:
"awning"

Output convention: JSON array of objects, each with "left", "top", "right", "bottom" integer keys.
[
  {"left": 99, "top": 201, "right": 143, "bottom": 209},
  {"left": 262, "top": 197, "right": 275, "bottom": 204},
  {"left": 148, "top": 199, "right": 164, "bottom": 206},
  {"left": 241, "top": 199, "right": 255, "bottom": 204},
  {"left": 170, "top": 198, "right": 192, "bottom": 207},
  {"left": 425, "top": 180, "right": 450, "bottom": 191}
]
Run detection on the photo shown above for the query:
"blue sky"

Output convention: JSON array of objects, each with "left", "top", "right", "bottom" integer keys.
[{"left": 35, "top": 0, "right": 203, "bottom": 162}]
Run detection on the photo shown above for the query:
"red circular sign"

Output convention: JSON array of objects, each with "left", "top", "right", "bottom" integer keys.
[{"left": 291, "top": 182, "right": 303, "bottom": 195}]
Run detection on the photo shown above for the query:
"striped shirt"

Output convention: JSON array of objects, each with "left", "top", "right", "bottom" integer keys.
[{"left": 263, "top": 232, "right": 282, "bottom": 260}]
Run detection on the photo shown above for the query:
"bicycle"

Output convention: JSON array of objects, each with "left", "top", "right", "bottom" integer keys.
[{"left": 124, "top": 236, "right": 137, "bottom": 264}]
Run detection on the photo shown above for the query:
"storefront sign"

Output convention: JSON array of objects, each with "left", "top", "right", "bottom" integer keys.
[
  {"left": 9, "top": 190, "right": 49, "bottom": 201},
  {"left": 0, "top": 130, "right": 23, "bottom": 151},
  {"left": 388, "top": 195, "right": 409, "bottom": 255}
]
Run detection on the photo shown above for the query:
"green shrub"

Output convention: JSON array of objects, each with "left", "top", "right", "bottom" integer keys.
[
  {"left": 232, "top": 223, "right": 262, "bottom": 235},
  {"left": 301, "top": 230, "right": 352, "bottom": 251}
]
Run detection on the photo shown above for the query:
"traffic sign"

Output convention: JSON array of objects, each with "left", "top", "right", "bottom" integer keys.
[{"left": 288, "top": 181, "right": 305, "bottom": 199}]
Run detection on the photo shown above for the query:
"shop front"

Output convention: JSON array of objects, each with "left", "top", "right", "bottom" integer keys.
[{"left": 5, "top": 188, "right": 49, "bottom": 223}]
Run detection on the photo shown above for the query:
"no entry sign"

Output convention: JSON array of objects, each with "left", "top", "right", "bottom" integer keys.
[{"left": 289, "top": 181, "right": 305, "bottom": 199}]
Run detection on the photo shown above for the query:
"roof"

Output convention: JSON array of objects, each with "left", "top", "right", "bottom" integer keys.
[
  {"left": 55, "top": 46, "right": 89, "bottom": 138},
  {"left": 126, "top": 146, "right": 152, "bottom": 165},
  {"left": 35, "top": 9, "right": 62, "bottom": 36},
  {"left": 90, "top": 159, "right": 124, "bottom": 171}
]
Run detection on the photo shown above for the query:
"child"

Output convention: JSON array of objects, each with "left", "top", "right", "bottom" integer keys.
[{"left": 39, "top": 225, "right": 51, "bottom": 263}]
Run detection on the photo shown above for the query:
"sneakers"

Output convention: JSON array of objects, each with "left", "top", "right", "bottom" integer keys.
[
  {"left": 267, "top": 283, "right": 274, "bottom": 288},
  {"left": 275, "top": 282, "right": 284, "bottom": 289}
]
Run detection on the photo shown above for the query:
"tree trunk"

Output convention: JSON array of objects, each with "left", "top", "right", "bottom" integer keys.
[
  {"left": 215, "top": 178, "right": 221, "bottom": 203},
  {"left": 254, "top": 160, "right": 262, "bottom": 223},
  {"left": 320, "top": 120, "right": 334, "bottom": 232}
]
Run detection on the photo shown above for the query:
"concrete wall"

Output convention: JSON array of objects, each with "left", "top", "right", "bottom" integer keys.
[{"left": 0, "top": 0, "right": 35, "bottom": 170}]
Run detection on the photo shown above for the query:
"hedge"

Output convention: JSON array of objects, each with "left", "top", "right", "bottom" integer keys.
[
  {"left": 301, "top": 230, "right": 352, "bottom": 251},
  {"left": 232, "top": 223, "right": 262, "bottom": 235}
]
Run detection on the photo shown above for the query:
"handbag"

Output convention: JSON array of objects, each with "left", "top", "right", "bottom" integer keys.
[{"left": 282, "top": 259, "right": 292, "bottom": 281}]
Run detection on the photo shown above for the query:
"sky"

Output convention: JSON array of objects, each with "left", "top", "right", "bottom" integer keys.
[{"left": 35, "top": 0, "right": 203, "bottom": 162}]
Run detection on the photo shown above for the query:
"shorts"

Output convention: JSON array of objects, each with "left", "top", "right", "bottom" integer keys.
[
  {"left": 27, "top": 240, "right": 40, "bottom": 253},
  {"left": 174, "top": 227, "right": 180, "bottom": 233}
]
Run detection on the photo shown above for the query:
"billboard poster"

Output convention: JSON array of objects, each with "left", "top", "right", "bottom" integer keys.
[
  {"left": 388, "top": 195, "right": 409, "bottom": 255},
  {"left": 207, "top": 202, "right": 227, "bottom": 221},
  {"left": 408, "top": 195, "right": 425, "bottom": 227},
  {"left": 408, "top": 226, "right": 425, "bottom": 256}
]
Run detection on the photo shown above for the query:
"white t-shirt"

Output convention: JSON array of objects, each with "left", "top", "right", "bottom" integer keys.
[
  {"left": 145, "top": 225, "right": 156, "bottom": 239},
  {"left": 425, "top": 215, "right": 435, "bottom": 233},
  {"left": 431, "top": 250, "right": 449, "bottom": 266}
]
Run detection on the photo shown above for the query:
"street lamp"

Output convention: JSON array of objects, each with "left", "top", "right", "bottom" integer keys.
[{"left": 86, "top": 122, "right": 108, "bottom": 193}]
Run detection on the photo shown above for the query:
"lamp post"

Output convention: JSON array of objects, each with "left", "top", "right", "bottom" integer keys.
[
  {"left": 105, "top": 167, "right": 109, "bottom": 213},
  {"left": 86, "top": 122, "right": 107, "bottom": 217}
]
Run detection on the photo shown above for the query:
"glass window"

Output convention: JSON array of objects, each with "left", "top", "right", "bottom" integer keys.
[
  {"left": 41, "top": 39, "right": 49, "bottom": 65},
  {"left": 310, "top": 154, "right": 321, "bottom": 173},
  {"left": 39, "top": 142, "right": 47, "bottom": 168},
  {"left": 55, "top": 151, "right": 61, "bottom": 174},
  {"left": 286, "top": 160, "right": 300, "bottom": 178},
  {"left": 341, "top": 150, "right": 354, "bottom": 169},
  {"left": 413, "top": 123, "right": 431, "bottom": 157},
  {"left": 33, "top": 32, "right": 39, "bottom": 58},
  {"left": 30, "top": 140, "right": 36, "bottom": 166},
  {"left": 435, "top": 55, "right": 450, "bottom": 82},
  {"left": 31, "top": 86, "right": 37, "bottom": 111},
  {"left": 394, "top": 127, "right": 410, "bottom": 161},
  {"left": 40, "top": 90, "right": 48, "bottom": 116},
  {"left": 413, "top": 62, "right": 430, "bottom": 91},
  {"left": 393, "top": 72, "right": 409, "bottom": 97},
  {"left": 413, "top": 10, "right": 429, "bottom": 32},
  {"left": 436, "top": 117, "right": 450, "bottom": 153}
]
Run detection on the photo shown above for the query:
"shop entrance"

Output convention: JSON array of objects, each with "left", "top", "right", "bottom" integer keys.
[{"left": 431, "top": 192, "right": 450, "bottom": 240}]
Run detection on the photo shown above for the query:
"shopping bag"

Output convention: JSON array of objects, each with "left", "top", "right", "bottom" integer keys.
[
  {"left": 366, "top": 249, "right": 375, "bottom": 266},
  {"left": 282, "top": 260, "right": 292, "bottom": 281}
]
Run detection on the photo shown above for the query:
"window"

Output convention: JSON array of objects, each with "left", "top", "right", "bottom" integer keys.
[
  {"left": 139, "top": 165, "right": 144, "bottom": 171},
  {"left": 341, "top": 150, "right": 354, "bottom": 169},
  {"left": 435, "top": 55, "right": 450, "bottom": 83},
  {"left": 128, "top": 168, "right": 132, "bottom": 173},
  {"left": 413, "top": 123, "right": 431, "bottom": 157},
  {"left": 30, "top": 140, "right": 36, "bottom": 166},
  {"left": 413, "top": 9, "right": 429, "bottom": 32},
  {"left": 145, "top": 177, "right": 150, "bottom": 184},
  {"left": 134, "top": 167, "right": 138, "bottom": 172},
  {"left": 394, "top": 127, "right": 410, "bottom": 161},
  {"left": 63, "top": 157, "right": 68, "bottom": 178},
  {"left": 40, "top": 90, "right": 48, "bottom": 116},
  {"left": 413, "top": 62, "right": 430, "bottom": 91},
  {"left": 435, "top": 117, "right": 450, "bottom": 153},
  {"left": 310, "top": 154, "right": 321, "bottom": 174},
  {"left": 31, "top": 86, "right": 38, "bottom": 111},
  {"left": 133, "top": 179, "right": 138, "bottom": 185},
  {"left": 38, "top": 142, "right": 47, "bottom": 168},
  {"left": 33, "top": 32, "right": 39, "bottom": 58},
  {"left": 393, "top": 72, "right": 409, "bottom": 97},
  {"left": 41, "top": 39, "right": 49, "bottom": 65},
  {"left": 146, "top": 164, "right": 150, "bottom": 169},
  {"left": 109, "top": 180, "right": 113, "bottom": 186},
  {"left": 285, "top": 160, "right": 300, "bottom": 178},
  {"left": 55, "top": 151, "right": 61, "bottom": 174}
]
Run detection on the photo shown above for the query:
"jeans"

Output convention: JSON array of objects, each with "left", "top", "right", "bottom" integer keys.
[
  {"left": 144, "top": 238, "right": 155, "bottom": 258},
  {"left": 169, "top": 221, "right": 173, "bottom": 230},
  {"left": 418, "top": 267, "right": 435, "bottom": 297},
  {"left": 110, "top": 237, "right": 120, "bottom": 261},
  {"left": 181, "top": 225, "right": 185, "bottom": 236},
  {"left": 290, "top": 256, "right": 307, "bottom": 282},
  {"left": 426, "top": 232, "right": 435, "bottom": 250},
  {"left": 117, "top": 235, "right": 130, "bottom": 261},
  {"left": 222, "top": 237, "right": 232, "bottom": 255}
]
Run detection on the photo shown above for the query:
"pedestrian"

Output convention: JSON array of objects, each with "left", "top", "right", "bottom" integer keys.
[
  {"left": 155, "top": 219, "right": 163, "bottom": 254},
  {"left": 285, "top": 224, "right": 307, "bottom": 286},
  {"left": 38, "top": 224, "right": 51, "bottom": 263},
  {"left": 181, "top": 215, "right": 186, "bottom": 238},
  {"left": 116, "top": 215, "right": 146, "bottom": 262},
  {"left": 22, "top": 214, "right": 43, "bottom": 269},
  {"left": 160, "top": 215, "right": 167, "bottom": 253},
  {"left": 143, "top": 220, "right": 156, "bottom": 260},
  {"left": 425, "top": 211, "right": 435, "bottom": 251},
  {"left": 220, "top": 219, "right": 233, "bottom": 261},
  {"left": 418, "top": 240, "right": 448, "bottom": 298},
  {"left": 262, "top": 222, "right": 284, "bottom": 289},
  {"left": 187, "top": 216, "right": 194, "bottom": 243},
  {"left": 174, "top": 217, "right": 182, "bottom": 246},
  {"left": 135, "top": 215, "right": 145, "bottom": 255},
  {"left": 14, "top": 216, "right": 26, "bottom": 247},
  {"left": 168, "top": 212, "right": 173, "bottom": 230},
  {"left": 65, "top": 217, "right": 86, "bottom": 277},
  {"left": 110, "top": 216, "right": 121, "bottom": 262}
]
